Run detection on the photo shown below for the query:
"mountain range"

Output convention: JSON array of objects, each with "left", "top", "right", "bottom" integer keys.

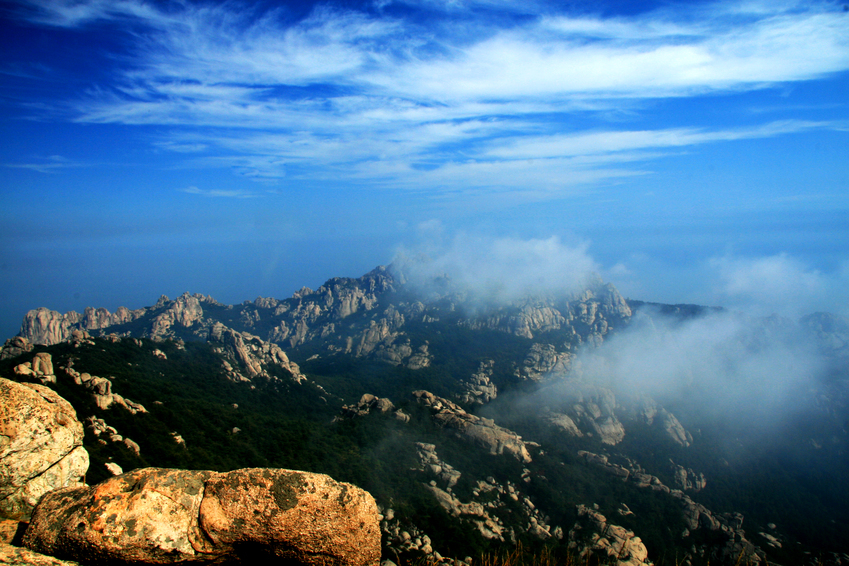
[{"left": 2, "top": 264, "right": 848, "bottom": 566}]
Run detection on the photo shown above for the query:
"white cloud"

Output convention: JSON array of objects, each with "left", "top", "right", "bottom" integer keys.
[
  {"left": 708, "top": 253, "right": 838, "bottom": 317},
  {"left": 2, "top": 155, "right": 83, "bottom": 173},
  {"left": 571, "top": 307, "right": 827, "bottom": 435},
  {"left": 395, "top": 232, "right": 601, "bottom": 304},
  {"left": 16, "top": 0, "right": 849, "bottom": 192},
  {"left": 179, "top": 186, "right": 259, "bottom": 198}
]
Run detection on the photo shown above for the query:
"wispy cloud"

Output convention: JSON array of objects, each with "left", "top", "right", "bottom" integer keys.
[
  {"left": 179, "top": 186, "right": 260, "bottom": 198},
  {"left": 2, "top": 155, "right": 83, "bottom": 173},
  {"left": 13, "top": 0, "right": 849, "bottom": 192}
]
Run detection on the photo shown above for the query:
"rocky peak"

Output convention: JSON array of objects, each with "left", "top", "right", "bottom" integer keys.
[{"left": 208, "top": 322, "right": 304, "bottom": 383}]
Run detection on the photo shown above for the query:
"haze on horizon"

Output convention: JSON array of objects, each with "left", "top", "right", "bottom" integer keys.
[{"left": 1, "top": 0, "right": 848, "bottom": 340}]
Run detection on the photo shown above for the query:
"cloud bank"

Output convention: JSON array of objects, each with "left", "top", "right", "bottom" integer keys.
[{"left": 393, "top": 230, "right": 600, "bottom": 304}]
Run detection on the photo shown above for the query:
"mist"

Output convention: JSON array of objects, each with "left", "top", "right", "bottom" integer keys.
[
  {"left": 392, "top": 232, "right": 601, "bottom": 306},
  {"left": 574, "top": 307, "right": 829, "bottom": 434}
]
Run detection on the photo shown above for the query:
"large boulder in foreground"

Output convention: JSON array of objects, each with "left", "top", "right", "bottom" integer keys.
[
  {"left": 23, "top": 467, "right": 381, "bottom": 566},
  {"left": 0, "top": 378, "right": 88, "bottom": 521},
  {"left": 0, "top": 542, "right": 81, "bottom": 565}
]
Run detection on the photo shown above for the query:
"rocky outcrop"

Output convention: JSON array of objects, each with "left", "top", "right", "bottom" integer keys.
[
  {"left": 63, "top": 364, "right": 147, "bottom": 414},
  {"left": 85, "top": 417, "right": 140, "bottom": 456},
  {"left": 337, "top": 394, "right": 397, "bottom": 421},
  {"left": 547, "top": 380, "right": 625, "bottom": 445},
  {"left": 23, "top": 467, "right": 381, "bottom": 566},
  {"left": 413, "top": 391, "right": 532, "bottom": 463},
  {"left": 670, "top": 462, "right": 706, "bottom": 492},
  {"left": 568, "top": 504, "right": 651, "bottom": 566},
  {"left": 659, "top": 409, "right": 692, "bottom": 448},
  {"left": 516, "top": 343, "right": 571, "bottom": 381},
  {"left": 456, "top": 360, "right": 497, "bottom": 405},
  {"left": 13, "top": 353, "right": 55, "bottom": 384},
  {"left": 415, "top": 443, "right": 461, "bottom": 489},
  {"left": 0, "top": 337, "right": 33, "bottom": 361},
  {"left": 208, "top": 323, "right": 304, "bottom": 384},
  {"left": 18, "top": 309, "right": 78, "bottom": 346},
  {"left": 268, "top": 267, "right": 395, "bottom": 349},
  {"left": 460, "top": 279, "right": 631, "bottom": 342},
  {"left": 149, "top": 293, "right": 206, "bottom": 340},
  {"left": 18, "top": 306, "right": 149, "bottom": 346},
  {"left": 0, "top": 378, "right": 89, "bottom": 521}
]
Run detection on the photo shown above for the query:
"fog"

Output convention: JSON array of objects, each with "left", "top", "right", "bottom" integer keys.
[
  {"left": 573, "top": 307, "right": 828, "bottom": 434},
  {"left": 392, "top": 232, "right": 600, "bottom": 305},
  {"left": 394, "top": 231, "right": 847, "bottom": 446}
]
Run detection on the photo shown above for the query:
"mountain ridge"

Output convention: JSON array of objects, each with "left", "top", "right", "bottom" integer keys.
[{"left": 2, "top": 265, "right": 848, "bottom": 566}]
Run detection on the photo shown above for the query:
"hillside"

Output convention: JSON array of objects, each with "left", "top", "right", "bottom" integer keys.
[{"left": 2, "top": 265, "right": 848, "bottom": 566}]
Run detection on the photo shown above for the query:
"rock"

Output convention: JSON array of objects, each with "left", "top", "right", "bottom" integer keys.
[
  {"left": 546, "top": 412, "right": 583, "bottom": 437},
  {"left": 23, "top": 468, "right": 213, "bottom": 563},
  {"left": 413, "top": 390, "right": 532, "bottom": 463},
  {"left": 208, "top": 322, "right": 304, "bottom": 384},
  {"left": 569, "top": 504, "right": 651, "bottom": 566},
  {"left": 0, "top": 378, "right": 89, "bottom": 521},
  {"left": 199, "top": 469, "right": 381, "bottom": 566},
  {"left": 14, "top": 352, "right": 56, "bottom": 383},
  {"left": 659, "top": 409, "right": 692, "bottom": 447},
  {"left": 671, "top": 462, "right": 706, "bottom": 492},
  {"left": 549, "top": 380, "right": 625, "bottom": 445},
  {"left": 0, "top": 543, "right": 82, "bottom": 565},
  {"left": 517, "top": 343, "right": 570, "bottom": 381},
  {"left": 415, "top": 443, "right": 461, "bottom": 489},
  {"left": 24, "top": 467, "right": 381, "bottom": 566},
  {"left": 338, "top": 394, "right": 396, "bottom": 420},
  {"left": 18, "top": 308, "right": 77, "bottom": 346},
  {"left": 150, "top": 293, "right": 204, "bottom": 339},
  {"left": 456, "top": 360, "right": 498, "bottom": 405},
  {"left": 31, "top": 353, "right": 55, "bottom": 382},
  {"left": 124, "top": 438, "right": 141, "bottom": 456},
  {"left": 0, "top": 337, "right": 33, "bottom": 361},
  {"left": 406, "top": 343, "right": 433, "bottom": 370},
  {"left": 104, "top": 462, "right": 123, "bottom": 476}
]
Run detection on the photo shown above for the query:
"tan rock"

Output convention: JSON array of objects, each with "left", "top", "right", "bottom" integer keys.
[
  {"left": 19, "top": 308, "right": 78, "bottom": 346},
  {"left": 31, "top": 353, "right": 54, "bottom": 380},
  {"left": 24, "top": 467, "right": 381, "bottom": 566},
  {"left": 0, "top": 337, "right": 33, "bottom": 361},
  {"left": 0, "top": 543, "right": 81, "bottom": 566},
  {"left": 414, "top": 390, "right": 532, "bottom": 463},
  {"left": 23, "top": 468, "right": 212, "bottom": 564},
  {"left": 199, "top": 468, "right": 381, "bottom": 566},
  {"left": 0, "top": 520, "right": 23, "bottom": 544},
  {"left": 0, "top": 379, "right": 88, "bottom": 521}
]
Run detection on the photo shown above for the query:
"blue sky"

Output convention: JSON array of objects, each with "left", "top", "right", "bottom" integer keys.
[{"left": 1, "top": 0, "right": 848, "bottom": 338}]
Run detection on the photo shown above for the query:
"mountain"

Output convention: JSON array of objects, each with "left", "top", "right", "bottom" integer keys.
[{"left": 2, "top": 265, "right": 848, "bottom": 566}]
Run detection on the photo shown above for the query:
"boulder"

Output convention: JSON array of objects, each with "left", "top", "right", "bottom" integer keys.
[
  {"left": 0, "top": 543, "right": 81, "bottom": 565},
  {"left": 23, "top": 467, "right": 381, "bottom": 566},
  {"left": 0, "top": 378, "right": 88, "bottom": 521},
  {"left": 23, "top": 468, "right": 212, "bottom": 564},
  {"left": 0, "top": 337, "right": 33, "bottom": 361},
  {"left": 199, "top": 468, "right": 380, "bottom": 566}
]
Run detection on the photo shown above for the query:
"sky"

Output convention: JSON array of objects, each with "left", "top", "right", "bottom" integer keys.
[{"left": 1, "top": 0, "right": 848, "bottom": 340}]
